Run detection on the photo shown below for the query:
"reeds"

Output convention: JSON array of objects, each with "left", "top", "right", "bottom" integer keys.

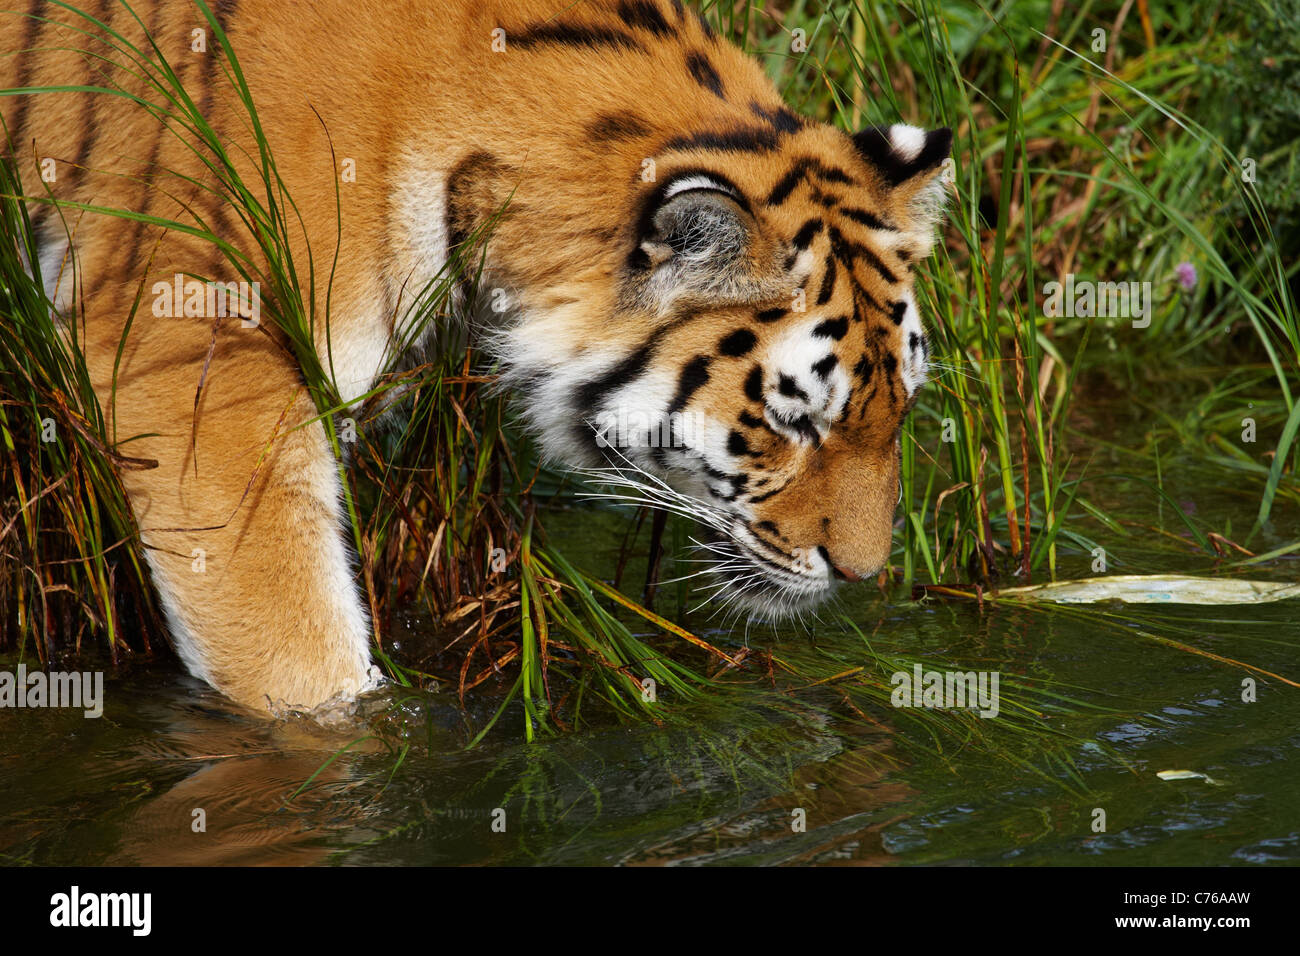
[{"left": 726, "top": 0, "right": 1298, "bottom": 582}]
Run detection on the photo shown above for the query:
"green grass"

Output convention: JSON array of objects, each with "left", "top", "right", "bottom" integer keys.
[
  {"left": 2, "top": 0, "right": 1296, "bottom": 777},
  {"left": 714, "top": 0, "right": 1298, "bottom": 583}
]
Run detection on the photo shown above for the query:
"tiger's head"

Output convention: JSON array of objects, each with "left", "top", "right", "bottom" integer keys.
[
  {"left": 471, "top": 118, "right": 949, "bottom": 619},
  {"left": 441, "top": 10, "right": 951, "bottom": 619}
]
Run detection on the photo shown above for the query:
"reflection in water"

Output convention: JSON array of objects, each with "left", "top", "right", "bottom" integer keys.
[
  {"left": 627, "top": 728, "right": 914, "bottom": 865},
  {"left": 111, "top": 751, "right": 361, "bottom": 866},
  {"left": 3, "top": 562, "right": 1300, "bottom": 865},
  {"left": 0, "top": 669, "right": 391, "bottom": 866}
]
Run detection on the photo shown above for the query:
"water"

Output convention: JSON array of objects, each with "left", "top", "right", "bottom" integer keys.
[
  {"left": 3, "top": 593, "right": 1297, "bottom": 865},
  {"left": 3, "top": 396, "right": 1299, "bottom": 865}
]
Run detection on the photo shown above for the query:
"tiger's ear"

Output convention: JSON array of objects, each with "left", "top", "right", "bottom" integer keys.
[
  {"left": 852, "top": 124, "right": 952, "bottom": 258},
  {"left": 852, "top": 125, "right": 952, "bottom": 187}
]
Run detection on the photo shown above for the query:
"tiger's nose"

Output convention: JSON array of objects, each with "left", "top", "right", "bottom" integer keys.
[{"left": 818, "top": 546, "right": 863, "bottom": 582}]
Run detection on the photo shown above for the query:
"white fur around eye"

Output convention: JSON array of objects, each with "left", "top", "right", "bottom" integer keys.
[
  {"left": 662, "top": 175, "right": 736, "bottom": 201},
  {"left": 763, "top": 319, "right": 851, "bottom": 435}
]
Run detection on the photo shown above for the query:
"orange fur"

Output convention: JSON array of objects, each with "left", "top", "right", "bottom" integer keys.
[{"left": 2, "top": 0, "right": 950, "bottom": 712}]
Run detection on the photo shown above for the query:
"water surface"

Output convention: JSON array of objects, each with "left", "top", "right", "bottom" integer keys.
[{"left": 2, "top": 392, "right": 1298, "bottom": 866}]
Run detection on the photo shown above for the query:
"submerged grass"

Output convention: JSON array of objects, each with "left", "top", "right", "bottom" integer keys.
[{"left": 2, "top": 0, "right": 1296, "bottom": 785}]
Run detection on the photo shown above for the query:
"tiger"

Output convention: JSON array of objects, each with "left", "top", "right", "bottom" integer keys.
[{"left": 1, "top": 0, "right": 951, "bottom": 714}]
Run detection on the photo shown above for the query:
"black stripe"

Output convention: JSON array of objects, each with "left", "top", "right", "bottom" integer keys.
[
  {"left": 663, "top": 125, "right": 778, "bottom": 154},
  {"left": 62, "top": 0, "right": 113, "bottom": 296},
  {"left": 750, "top": 100, "right": 804, "bottom": 134},
  {"left": 721, "top": 529, "right": 798, "bottom": 570},
  {"left": 512, "top": 22, "right": 643, "bottom": 52},
  {"left": 446, "top": 151, "right": 502, "bottom": 253},
  {"left": 812, "top": 163, "right": 855, "bottom": 185},
  {"left": 667, "top": 355, "right": 711, "bottom": 414},
  {"left": 840, "top": 206, "right": 897, "bottom": 231},
  {"left": 686, "top": 50, "right": 725, "bottom": 98},
  {"left": 777, "top": 375, "right": 807, "bottom": 400},
  {"left": 575, "top": 333, "right": 662, "bottom": 413},
  {"left": 856, "top": 379, "right": 880, "bottom": 420},
  {"left": 829, "top": 225, "right": 899, "bottom": 285},
  {"left": 810, "top": 186, "right": 837, "bottom": 209},
  {"left": 852, "top": 126, "right": 952, "bottom": 187},
  {"left": 748, "top": 479, "right": 791, "bottom": 504},
  {"left": 791, "top": 217, "right": 823, "bottom": 249},
  {"left": 8, "top": 0, "right": 47, "bottom": 149},
  {"left": 703, "top": 464, "right": 748, "bottom": 502},
  {"left": 880, "top": 354, "right": 899, "bottom": 399},
  {"left": 741, "top": 410, "right": 780, "bottom": 439},
  {"left": 813, "top": 316, "right": 848, "bottom": 340},
  {"left": 582, "top": 224, "right": 623, "bottom": 243},
  {"left": 119, "top": 138, "right": 164, "bottom": 280},
  {"left": 210, "top": 0, "right": 241, "bottom": 21},
  {"left": 618, "top": 0, "right": 672, "bottom": 37},
  {"left": 812, "top": 354, "right": 838, "bottom": 378},
  {"left": 766, "top": 160, "right": 810, "bottom": 206},
  {"left": 816, "top": 257, "right": 836, "bottom": 305},
  {"left": 743, "top": 412, "right": 780, "bottom": 441},
  {"left": 120, "top": 0, "right": 172, "bottom": 282},
  {"left": 587, "top": 111, "right": 652, "bottom": 142},
  {"left": 756, "top": 307, "right": 786, "bottom": 323},
  {"left": 718, "top": 327, "right": 756, "bottom": 356},
  {"left": 209, "top": 202, "right": 235, "bottom": 252},
  {"left": 855, "top": 282, "right": 889, "bottom": 321},
  {"left": 200, "top": 0, "right": 241, "bottom": 115},
  {"left": 745, "top": 527, "right": 808, "bottom": 567},
  {"left": 72, "top": 0, "right": 111, "bottom": 174},
  {"left": 17, "top": 0, "right": 51, "bottom": 238},
  {"left": 727, "top": 431, "right": 752, "bottom": 456}
]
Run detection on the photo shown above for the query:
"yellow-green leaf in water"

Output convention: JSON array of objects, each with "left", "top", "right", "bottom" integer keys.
[
  {"left": 1156, "top": 770, "right": 1224, "bottom": 785},
  {"left": 996, "top": 575, "right": 1300, "bottom": 605}
]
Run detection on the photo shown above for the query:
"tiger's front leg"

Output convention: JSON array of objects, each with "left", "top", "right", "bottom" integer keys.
[{"left": 81, "top": 271, "right": 378, "bottom": 714}]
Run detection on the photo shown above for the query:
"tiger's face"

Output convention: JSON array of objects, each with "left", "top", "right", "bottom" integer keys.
[{"left": 482, "top": 120, "right": 951, "bottom": 619}]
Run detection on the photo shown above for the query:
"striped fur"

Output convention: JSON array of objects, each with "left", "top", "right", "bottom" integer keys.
[{"left": 1, "top": 0, "right": 950, "bottom": 711}]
